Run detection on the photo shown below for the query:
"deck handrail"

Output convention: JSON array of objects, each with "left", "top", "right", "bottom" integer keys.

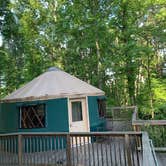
[
  {"left": 149, "top": 139, "right": 159, "bottom": 166},
  {"left": 107, "top": 106, "right": 137, "bottom": 120},
  {"left": 131, "top": 106, "right": 166, "bottom": 149},
  {"left": 0, "top": 131, "right": 143, "bottom": 137},
  {"left": 107, "top": 106, "right": 166, "bottom": 148},
  {"left": 142, "top": 132, "right": 157, "bottom": 166},
  {"left": 132, "top": 106, "right": 166, "bottom": 126},
  {"left": 132, "top": 119, "right": 166, "bottom": 126},
  {"left": 0, "top": 131, "right": 157, "bottom": 166}
]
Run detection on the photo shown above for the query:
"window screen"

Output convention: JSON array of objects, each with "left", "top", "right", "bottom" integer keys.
[
  {"left": 72, "top": 101, "right": 83, "bottom": 122},
  {"left": 20, "top": 104, "right": 46, "bottom": 129}
]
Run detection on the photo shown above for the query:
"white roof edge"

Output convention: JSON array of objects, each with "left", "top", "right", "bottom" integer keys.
[{"left": 1, "top": 92, "right": 105, "bottom": 103}]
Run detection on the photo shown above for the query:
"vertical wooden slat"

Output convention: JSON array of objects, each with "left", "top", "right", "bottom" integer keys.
[
  {"left": 134, "top": 135, "right": 140, "bottom": 166},
  {"left": 113, "top": 140, "right": 118, "bottom": 166},
  {"left": 92, "top": 136, "right": 95, "bottom": 166},
  {"left": 14, "top": 136, "right": 16, "bottom": 164},
  {"left": 8, "top": 137, "right": 10, "bottom": 165},
  {"left": 32, "top": 136, "right": 35, "bottom": 165},
  {"left": 123, "top": 136, "right": 127, "bottom": 166},
  {"left": 54, "top": 136, "right": 57, "bottom": 165},
  {"left": 101, "top": 139, "right": 104, "bottom": 166},
  {"left": 79, "top": 136, "right": 83, "bottom": 165},
  {"left": 2, "top": 137, "right": 5, "bottom": 164},
  {"left": 1, "top": 137, "right": 3, "bottom": 165},
  {"left": 5, "top": 136, "right": 7, "bottom": 165},
  {"left": 47, "top": 136, "right": 50, "bottom": 164},
  {"left": 109, "top": 139, "right": 113, "bottom": 166},
  {"left": 118, "top": 137, "right": 122, "bottom": 166},
  {"left": 130, "top": 136, "right": 135, "bottom": 166},
  {"left": 57, "top": 136, "right": 60, "bottom": 163},
  {"left": 66, "top": 134, "right": 71, "bottom": 166},
  {"left": 96, "top": 139, "right": 100, "bottom": 166},
  {"left": 39, "top": 136, "right": 42, "bottom": 164},
  {"left": 30, "top": 136, "right": 33, "bottom": 165},
  {"left": 3, "top": 137, "right": 5, "bottom": 165},
  {"left": 61, "top": 136, "right": 65, "bottom": 164},
  {"left": 46, "top": 136, "right": 49, "bottom": 164},
  {"left": 11, "top": 136, "right": 13, "bottom": 165},
  {"left": 10, "top": 137, "right": 12, "bottom": 165},
  {"left": 76, "top": 136, "right": 79, "bottom": 165},
  {"left": 25, "top": 137, "right": 28, "bottom": 165},
  {"left": 50, "top": 136, "right": 53, "bottom": 152},
  {"left": 18, "top": 135, "right": 22, "bottom": 166},
  {"left": 14, "top": 136, "right": 18, "bottom": 164},
  {"left": 88, "top": 136, "right": 91, "bottom": 166},
  {"left": 83, "top": 136, "right": 86, "bottom": 166},
  {"left": 26, "top": 137, "right": 29, "bottom": 165},
  {"left": 44, "top": 136, "right": 46, "bottom": 164},
  {"left": 125, "top": 134, "right": 132, "bottom": 166},
  {"left": 105, "top": 139, "right": 109, "bottom": 166}
]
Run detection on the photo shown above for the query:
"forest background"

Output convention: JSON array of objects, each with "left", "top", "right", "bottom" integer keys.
[{"left": 0, "top": 0, "right": 166, "bottom": 119}]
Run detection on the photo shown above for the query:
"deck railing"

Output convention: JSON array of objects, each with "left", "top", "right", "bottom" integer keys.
[
  {"left": 0, "top": 131, "right": 156, "bottom": 166},
  {"left": 132, "top": 106, "right": 166, "bottom": 149},
  {"left": 106, "top": 106, "right": 135, "bottom": 131},
  {"left": 106, "top": 106, "right": 166, "bottom": 148}
]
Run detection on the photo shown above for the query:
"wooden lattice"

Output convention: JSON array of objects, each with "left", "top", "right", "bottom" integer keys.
[{"left": 21, "top": 104, "right": 45, "bottom": 129}]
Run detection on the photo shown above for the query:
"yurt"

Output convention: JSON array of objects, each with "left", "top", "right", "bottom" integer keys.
[{"left": 0, "top": 67, "right": 106, "bottom": 134}]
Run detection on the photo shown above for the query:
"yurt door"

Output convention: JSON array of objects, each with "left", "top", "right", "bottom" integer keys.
[{"left": 69, "top": 98, "right": 89, "bottom": 133}]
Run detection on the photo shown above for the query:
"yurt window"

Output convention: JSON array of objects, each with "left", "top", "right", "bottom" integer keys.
[
  {"left": 97, "top": 99, "right": 106, "bottom": 117},
  {"left": 20, "top": 104, "right": 46, "bottom": 129},
  {"left": 71, "top": 101, "right": 83, "bottom": 122}
]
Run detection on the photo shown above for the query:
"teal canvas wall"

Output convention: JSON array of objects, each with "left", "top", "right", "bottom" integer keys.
[
  {"left": 0, "top": 102, "right": 18, "bottom": 133},
  {"left": 0, "top": 98, "right": 69, "bottom": 133},
  {"left": 88, "top": 96, "right": 106, "bottom": 131},
  {"left": 0, "top": 96, "right": 106, "bottom": 134}
]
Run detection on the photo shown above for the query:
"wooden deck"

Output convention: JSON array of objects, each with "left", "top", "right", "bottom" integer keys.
[
  {"left": 0, "top": 132, "right": 157, "bottom": 166},
  {"left": 0, "top": 138, "right": 142, "bottom": 166},
  {"left": 107, "top": 106, "right": 166, "bottom": 166},
  {"left": 156, "top": 153, "right": 166, "bottom": 166}
]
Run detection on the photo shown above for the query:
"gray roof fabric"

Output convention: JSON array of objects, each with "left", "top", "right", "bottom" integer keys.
[{"left": 2, "top": 68, "right": 105, "bottom": 103}]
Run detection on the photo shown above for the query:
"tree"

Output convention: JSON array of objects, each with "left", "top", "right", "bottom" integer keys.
[{"left": 0, "top": 0, "right": 165, "bottom": 120}]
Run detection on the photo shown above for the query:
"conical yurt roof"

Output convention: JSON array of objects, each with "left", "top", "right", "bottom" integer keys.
[{"left": 2, "top": 67, "right": 105, "bottom": 103}]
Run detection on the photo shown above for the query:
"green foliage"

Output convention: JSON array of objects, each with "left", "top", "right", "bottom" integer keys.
[
  {"left": 154, "top": 104, "right": 166, "bottom": 119},
  {"left": 0, "top": 0, "right": 166, "bottom": 120},
  {"left": 152, "top": 78, "right": 166, "bottom": 104},
  {"left": 141, "top": 125, "right": 166, "bottom": 147},
  {"left": 137, "top": 78, "right": 166, "bottom": 119}
]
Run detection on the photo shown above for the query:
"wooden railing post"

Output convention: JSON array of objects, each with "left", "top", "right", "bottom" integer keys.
[
  {"left": 133, "top": 125, "right": 136, "bottom": 131},
  {"left": 125, "top": 134, "right": 132, "bottom": 166},
  {"left": 66, "top": 134, "right": 72, "bottom": 166},
  {"left": 18, "top": 134, "right": 22, "bottom": 166}
]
